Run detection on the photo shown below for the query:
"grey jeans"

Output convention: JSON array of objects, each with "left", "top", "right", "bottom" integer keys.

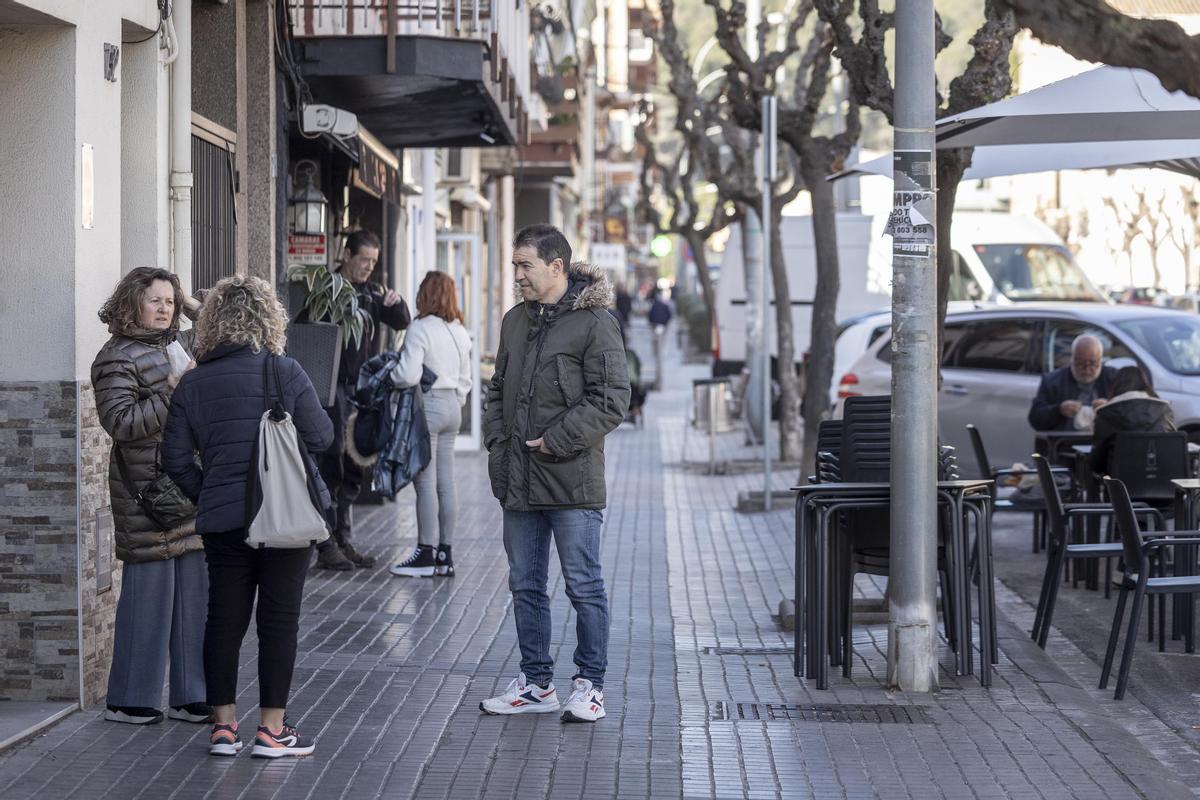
[
  {"left": 106, "top": 549, "right": 208, "bottom": 709},
  {"left": 414, "top": 389, "right": 462, "bottom": 547}
]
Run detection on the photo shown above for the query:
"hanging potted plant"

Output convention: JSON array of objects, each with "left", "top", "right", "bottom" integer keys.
[{"left": 285, "top": 263, "right": 374, "bottom": 407}]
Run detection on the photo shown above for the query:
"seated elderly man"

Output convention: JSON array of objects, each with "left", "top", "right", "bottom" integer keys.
[{"left": 1028, "top": 334, "right": 1118, "bottom": 432}]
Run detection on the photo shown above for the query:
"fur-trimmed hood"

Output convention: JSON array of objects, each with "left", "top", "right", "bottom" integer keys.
[
  {"left": 516, "top": 262, "right": 614, "bottom": 311},
  {"left": 564, "top": 262, "right": 614, "bottom": 311}
]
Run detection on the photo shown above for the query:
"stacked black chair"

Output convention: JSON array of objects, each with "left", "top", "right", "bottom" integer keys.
[
  {"left": 831, "top": 397, "right": 971, "bottom": 673},
  {"left": 813, "top": 419, "right": 843, "bottom": 484},
  {"left": 797, "top": 395, "right": 996, "bottom": 685},
  {"left": 1101, "top": 477, "right": 1200, "bottom": 699}
]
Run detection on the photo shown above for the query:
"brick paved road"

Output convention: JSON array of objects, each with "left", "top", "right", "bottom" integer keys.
[{"left": 1, "top": 323, "right": 1198, "bottom": 798}]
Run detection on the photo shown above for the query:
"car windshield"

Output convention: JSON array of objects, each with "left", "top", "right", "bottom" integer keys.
[
  {"left": 973, "top": 244, "right": 1102, "bottom": 302},
  {"left": 1114, "top": 316, "right": 1200, "bottom": 375}
]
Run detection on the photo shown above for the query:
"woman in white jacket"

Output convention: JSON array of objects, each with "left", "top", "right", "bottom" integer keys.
[{"left": 389, "top": 272, "right": 473, "bottom": 577}]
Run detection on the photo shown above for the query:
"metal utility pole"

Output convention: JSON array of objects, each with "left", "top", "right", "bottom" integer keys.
[
  {"left": 760, "top": 95, "right": 777, "bottom": 511},
  {"left": 887, "top": 0, "right": 939, "bottom": 692},
  {"left": 742, "top": 209, "right": 765, "bottom": 442}
]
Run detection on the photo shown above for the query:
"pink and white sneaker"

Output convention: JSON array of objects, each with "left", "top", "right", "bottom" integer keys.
[
  {"left": 560, "top": 678, "right": 606, "bottom": 723},
  {"left": 479, "top": 672, "right": 559, "bottom": 715}
]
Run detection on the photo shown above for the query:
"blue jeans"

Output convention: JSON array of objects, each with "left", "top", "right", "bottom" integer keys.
[{"left": 503, "top": 508, "right": 609, "bottom": 688}]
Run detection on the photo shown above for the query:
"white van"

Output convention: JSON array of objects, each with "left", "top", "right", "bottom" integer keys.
[
  {"left": 947, "top": 212, "right": 1108, "bottom": 306},
  {"left": 712, "top": 211, "right": 1107, "bottom": 376},
  {"left": 714, "top": 213, "right": 884, "bottom": 376}
]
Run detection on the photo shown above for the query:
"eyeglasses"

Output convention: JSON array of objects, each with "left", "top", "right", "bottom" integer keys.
[{"left": 1073, "top": 358, "right": 1101, "bottom": 368}]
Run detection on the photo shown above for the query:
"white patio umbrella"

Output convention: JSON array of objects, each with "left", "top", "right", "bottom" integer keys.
[
  {"left": 827, "top": 139, "right": 1200, "bottom": 183},
  {"left": 935, "top": 66, "right": 1200, "bottom": 148}
]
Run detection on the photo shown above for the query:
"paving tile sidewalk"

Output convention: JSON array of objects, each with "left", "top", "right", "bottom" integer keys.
[{"left": 0, "top": 322, "right": 1197, "bottom": 798}]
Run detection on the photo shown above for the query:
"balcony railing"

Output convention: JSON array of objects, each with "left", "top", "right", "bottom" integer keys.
[{"left": 289, "top": 1, "right": 530, "bottom": 108}]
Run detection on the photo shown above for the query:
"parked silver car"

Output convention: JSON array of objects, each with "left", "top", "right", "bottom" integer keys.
[{"left": 837, "top": 303, "right": 1200, "bottom": 470}]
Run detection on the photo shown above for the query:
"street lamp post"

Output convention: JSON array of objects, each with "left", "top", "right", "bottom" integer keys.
[
  {"left": 760, "top": 95, "right": 777, "bottom": 511},
  {"left": 888, "top": 0, "right": 939, "bottom": 692}
]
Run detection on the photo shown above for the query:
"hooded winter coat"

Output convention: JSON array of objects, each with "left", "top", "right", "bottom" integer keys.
[
  {"left": 92, "top": 326, "right": 202, "bottom": 563},
  {"left": 483, "top": 263, "right": 631, "bottom": 511},
  {"left": 1089, "top": 391, "right": 1176, "bottom": 475}
]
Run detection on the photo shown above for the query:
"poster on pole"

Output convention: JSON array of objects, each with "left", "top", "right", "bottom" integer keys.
[{"left": 885, "top": 150, "right": 935, "bottom": 256}]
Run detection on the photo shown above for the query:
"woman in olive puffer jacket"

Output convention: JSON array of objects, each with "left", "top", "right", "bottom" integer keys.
[{"left": 92, "top": 267, "right": 210, "bottom": 727}]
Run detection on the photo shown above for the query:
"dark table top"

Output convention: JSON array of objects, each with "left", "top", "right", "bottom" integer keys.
[{"left": 792, "top": 479, "right": 993, "bottom": 496}]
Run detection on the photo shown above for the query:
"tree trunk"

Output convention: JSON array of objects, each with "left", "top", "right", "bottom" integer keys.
[
  {"left": 684, "top": 230, "right": 717, "bottom": 322},
  {"left": 769, "top": 207, "right": 804, "bottom": 463},
  {"left": 798, "top": 153, "right": 841, "bottom": 484},
  {"left": 1150, "top": 240, "right": 1162, "bottom": 289},
  {"left": 935, "top": 149, "right": 972, "bottom": 344}
]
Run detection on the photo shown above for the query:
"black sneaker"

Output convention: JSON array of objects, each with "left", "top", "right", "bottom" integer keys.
[
  {"left": 168, "top": 702, "right": 214, "bottom": 723},
  {"left": 104, "top": 705, "right": 164, "bottom": 725},
  {"left": 316, "top": 544, "right": 354, "bottom": 571},
  {"left": 389, "top": 544, "right": 435, "bottom": 577},
  {"left": 435, "top": 544, "right": 455, "bottom": 577},
  {"left": 340, "top": 541, "right": 376, "bottom": 569},
  {"left": 251, "top": 722, "right": 315, "bottom": 758}
]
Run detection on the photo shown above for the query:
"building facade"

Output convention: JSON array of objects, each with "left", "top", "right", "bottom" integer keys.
[{"left": 0, "top": 0, "right": 567, "bottom": 724}]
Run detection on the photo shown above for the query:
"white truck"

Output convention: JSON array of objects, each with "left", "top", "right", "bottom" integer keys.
[{"left": 712, "top": 211, "right": 1107, "bottom": 377}]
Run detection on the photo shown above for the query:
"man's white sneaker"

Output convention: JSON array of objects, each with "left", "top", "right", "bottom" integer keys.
[
  {"left": 479, "top": 673, "right": 560, "bottom": 715},
  {"left": 560, "top": 678, "right": 605, "bottom": 723}
]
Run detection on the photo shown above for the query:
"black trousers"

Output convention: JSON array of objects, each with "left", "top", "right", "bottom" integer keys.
[
  {"left": 201, "top": 533, "right": 311, "bottom": 709},
  {"left": 317, "top": 384, "right": 365, "bottom": 551}
]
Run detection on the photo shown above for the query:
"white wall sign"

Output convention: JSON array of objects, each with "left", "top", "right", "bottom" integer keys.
[{"left": 591, "top": 243, "right": 627, "bottom": 273}]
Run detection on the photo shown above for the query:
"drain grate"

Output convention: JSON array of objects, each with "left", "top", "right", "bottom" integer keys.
[
  {"left": 710, "top": 702, "right": 933, "bottom": 724},
  {"left": 704, "top": 646, "right": 794, "bottom": 656}
]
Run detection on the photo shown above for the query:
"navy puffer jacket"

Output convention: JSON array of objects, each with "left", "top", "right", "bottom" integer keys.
[{"left": 161, "top": 343, "right": 334, "bottom": 535}]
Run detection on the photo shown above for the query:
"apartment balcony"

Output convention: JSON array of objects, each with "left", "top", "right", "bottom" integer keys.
[{"left": 289, "top": 1, "right": 543, "bottom": 148}]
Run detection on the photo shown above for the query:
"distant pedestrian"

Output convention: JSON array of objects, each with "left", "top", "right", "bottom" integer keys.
[
  {"left": 312, "top": 229, "right": 412, "bottom": 571},
  {"left": 614, "top": 284, "right": 633, "bottom": 332},
  {"left": 648, "top": 290, "right": 673, "bottom": 390},
  {"left": 93, "top": 267, "right": 209, "bottom": 727},
  {"left": 479, "top": 224, "right": 630, "bottom": 723},
  {"left": 162, "top": 276, "right": 333, "bottom": 759},
  {"left": 389, "top": 271, "right": 472, "bottom": 578}
]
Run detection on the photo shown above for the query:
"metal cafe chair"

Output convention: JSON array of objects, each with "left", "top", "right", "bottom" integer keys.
[
  {"left": 1029, "top": 455, "right": 1163, "bottom": 649},
  {"left": 1101, "top": 477, "right": 1200, "bottom": 700}
]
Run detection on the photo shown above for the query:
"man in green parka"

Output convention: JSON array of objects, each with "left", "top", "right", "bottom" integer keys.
[{"left": 479, "top": 224, "right": 630, "bottom": 723}]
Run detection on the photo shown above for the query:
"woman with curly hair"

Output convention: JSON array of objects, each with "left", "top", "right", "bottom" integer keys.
[
  {"left": 389, "top": 271, "right": 472, "bottom": 578},
  {"left": 93, "top": 267, "right": 209, "bottom": 727},
  {"left": 161, "top": 275, "right": 334, "bottom": 759}
]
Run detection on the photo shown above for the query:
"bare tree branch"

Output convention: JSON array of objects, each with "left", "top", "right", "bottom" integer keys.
[
  {"left": 814, "top": 0, "right": 895, "bottom": 120},
  {"left": 997, "top": 0, "right": 1200, "bottom": 99}
]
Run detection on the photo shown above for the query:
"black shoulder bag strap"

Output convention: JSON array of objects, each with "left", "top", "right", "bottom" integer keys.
[{"left": 113, "top": 443, "right": 146, "bottom": 505}]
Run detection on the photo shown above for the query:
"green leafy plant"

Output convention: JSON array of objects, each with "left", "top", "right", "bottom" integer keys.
[{"left": 287, "top": 263, "right": 373, "bottom": 350}]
